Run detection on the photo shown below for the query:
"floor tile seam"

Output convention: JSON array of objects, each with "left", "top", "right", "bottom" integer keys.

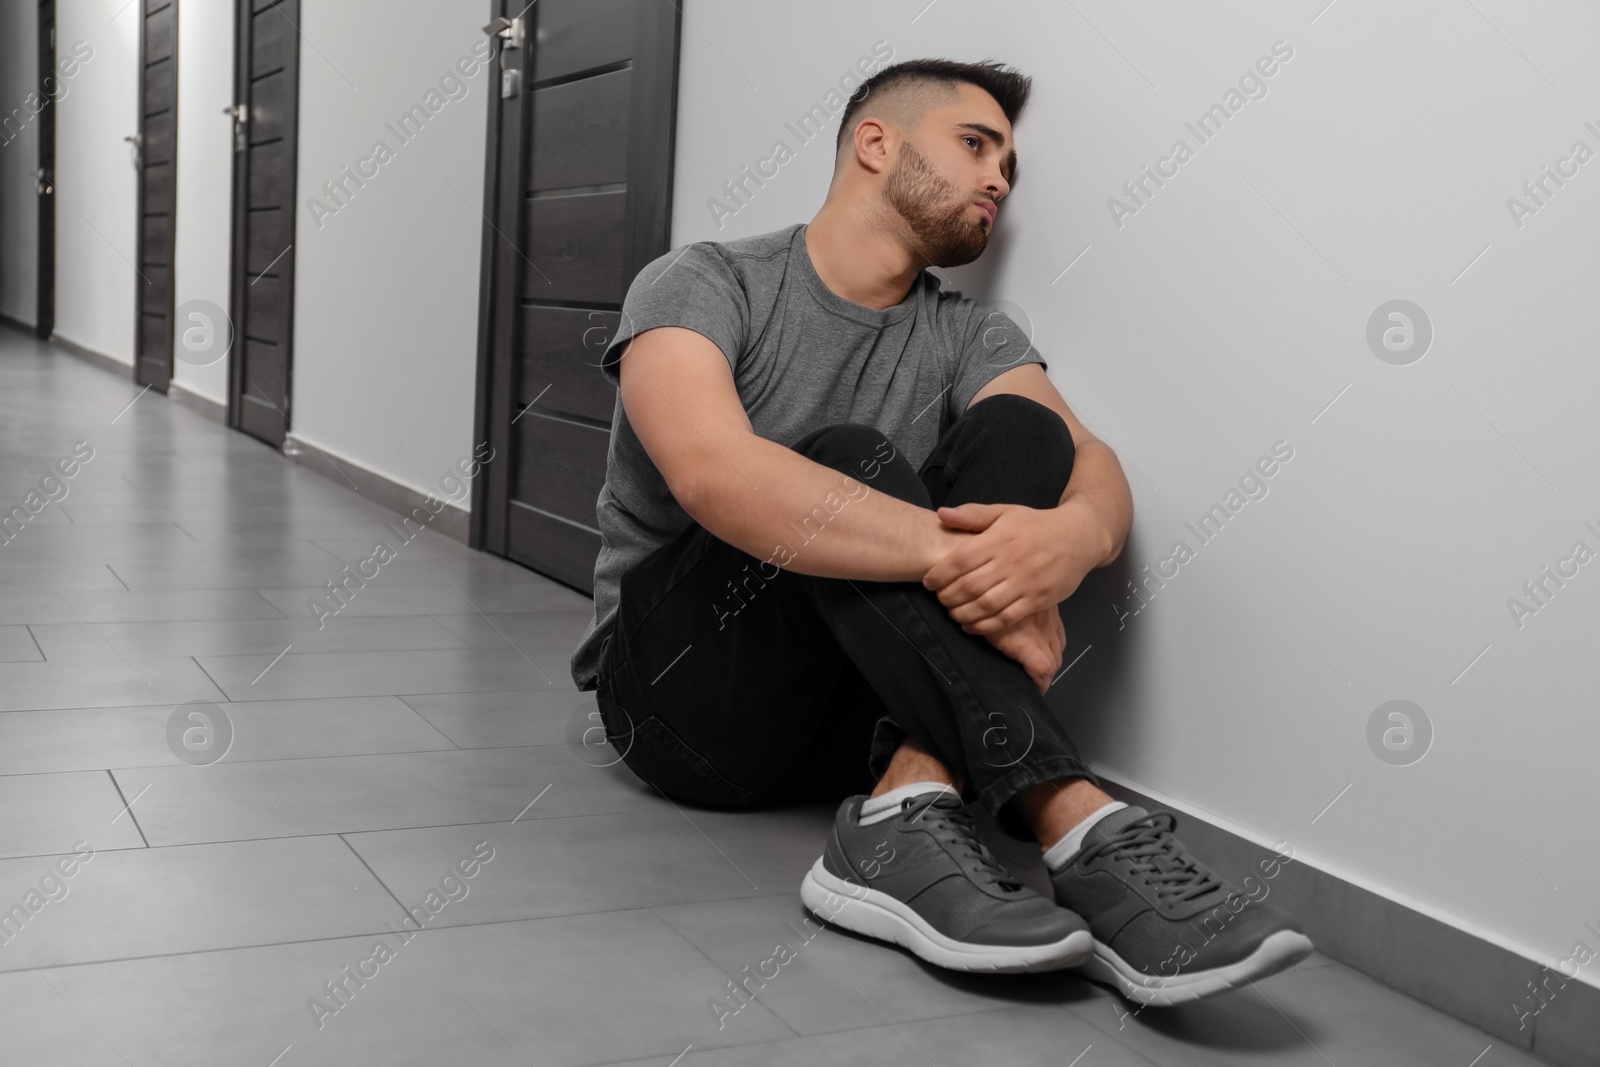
[
  {"left": 0, "top": 741, "right": 476, "bottom": 776},
  {"left": 0, "top": 803, "right": 757, "bottom": 860},
  {"left": 39, "top": 739, "right": 593, "bottom": 773},
  {"left": 0, "top": 675, "right": 582, "bottom": 726},
  {"left": 569, "top": 1023, "right": 938, "bottom": 1067},
  {"left": 0, "top": 612, "right": 302, "bottom": 627},
  {"left": 646, "top": 903, "right": 807, "bottom": 1043},
  {"left": 4, "top": 639, "right": 503, "bottom": 661},
  {"left": 395, "top": 688, "right": 586, "bottom": 711},
  {"left": 396, "top": 702, "right": 465, "bottom": 751},
  {"left": 22, "top": 625, "right": 46, "bottom": 662},
  {"left": 188, "top": 656, "right": 229, "bottom": 701},
  {"left": 640, "top": 904, "right": 1096, "bottom": 1040},
  {"left": 247, "top": 586, "right": 294, "bottom": 621},
  {"left": 337, "top": 832, "right": 413, "bottom": 922},
  {"left": 103, "top": 768, "right": 150, "bottom": 849},
  {"left": 1055, "top": 995, "right": 1184, "bottom": 1067},
  {"left": 0, "top": 627, "right": 588, "bottom": 643},
  {"left": 0, "top": 899, "right": 799, "bottom": 978},
  {"left": 581, "top": 974, "right": 1122, "bottom": 1065},
  {"left": 190, "top": 645, "right": 572, "bottom": 663},
  {"left": 0, "top": 689, "right": 575, "bottom": 715}
]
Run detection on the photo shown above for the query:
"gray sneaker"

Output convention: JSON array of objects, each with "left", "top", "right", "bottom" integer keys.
[
  {"left": 800, "top": 790, "right": 1092, "bottom": 973},
  {"left": 1049, "top": 805, "right": 1315, "bottom": 1005}
]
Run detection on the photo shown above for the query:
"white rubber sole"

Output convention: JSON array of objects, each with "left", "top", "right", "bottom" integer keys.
[
  {"left": 1077, "top": 929, "right": 1316, "bottom": 1006},
  {"left": 799, "top": 857, "right": 1093, "bottom": 974}
]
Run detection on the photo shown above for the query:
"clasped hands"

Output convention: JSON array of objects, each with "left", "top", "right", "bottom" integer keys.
[{"left": 920, "top": 499, "right": 1102, "bottom": 695}]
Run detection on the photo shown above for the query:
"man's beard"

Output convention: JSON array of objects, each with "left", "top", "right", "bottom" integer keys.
[{"left": 881, "top": 141, "right": 992, "bottom": 268}]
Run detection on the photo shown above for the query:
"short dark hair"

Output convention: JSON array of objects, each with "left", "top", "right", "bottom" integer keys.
[{"left": 833, "top": 58, "right": 1032, "bottom": 173}]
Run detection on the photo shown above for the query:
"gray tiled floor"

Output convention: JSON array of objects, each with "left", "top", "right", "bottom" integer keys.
[{"left": 0, "top": 327, "right": 1543, "bottom": 1065}]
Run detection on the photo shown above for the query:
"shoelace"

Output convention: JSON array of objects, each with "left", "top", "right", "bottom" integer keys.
[
  {"left": 901, "top": 794, "right": 1023, "bottom": 892},
  {"left": 1078, "top": 813, "right": 1224, "bottom": 907}
]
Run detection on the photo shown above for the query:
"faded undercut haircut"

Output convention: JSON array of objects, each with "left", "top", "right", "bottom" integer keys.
[{"left": 833, "top": 58, "right": 1032, "bottom": 181}]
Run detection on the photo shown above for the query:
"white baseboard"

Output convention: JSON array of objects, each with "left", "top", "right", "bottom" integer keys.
[
  {"left": 166, "top": 381, "right": 227, "bottom": 425},
  {"left": 284, "top": 434, "right": 470, "bottom": 545},
  {"left": 49, "top": 334, "right": 129, "bottom": 377}
]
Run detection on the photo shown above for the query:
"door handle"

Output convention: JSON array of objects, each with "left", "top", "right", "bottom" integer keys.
[
  {"left": 482, "top": 16, "right": 525, "bottom": 49},
  {"left": 483, "top": 16, "right": 526, "bottom": 97},
  {"left": 222, "top": 104, "right": 248, "bottom": 153}
]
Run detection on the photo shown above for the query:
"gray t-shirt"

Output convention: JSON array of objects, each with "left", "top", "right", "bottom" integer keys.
[{"left": 568, "top": 221, "right": 1046, "bottom": 691}]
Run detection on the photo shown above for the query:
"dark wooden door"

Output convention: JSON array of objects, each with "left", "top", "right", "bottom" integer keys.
[
  {"left": 35, "top": 0, "right": 55, "bottom": 338},
  {"left": 227, "top": 0, "right": 300, "bottom": 447},
  {"left": 135, "top": 0, "right": 178, "bottom": 391},
  {"left": 470, "top": 0, "right": 681, "bottom": 593}
]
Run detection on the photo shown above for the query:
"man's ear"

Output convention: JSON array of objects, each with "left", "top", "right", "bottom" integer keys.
[{"left": 850, "top": 117, "right": 893, "bottom": 176}]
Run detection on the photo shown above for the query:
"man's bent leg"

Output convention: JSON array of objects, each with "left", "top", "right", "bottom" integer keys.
[
  {"left": 599, "top": 395, "right": 1096, "bottom": 826},
  {"left": 914, "top": 393, "right": 1118, "bottom": 841},
  {"left": 784, "top": 412, "right": 1096, "bottom": 972},
  {"left": 923, "top": 402, "right": 1316, "bottom": 999},
  {"left": 596, "top": 495, "right": 886, "bottom": 810},
  {"left": 785, "top": 395, "right": 1099, "bottom": 842}
]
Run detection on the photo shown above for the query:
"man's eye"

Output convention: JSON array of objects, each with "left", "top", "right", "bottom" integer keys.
[{"left": 964, "top": 136, "right": 981, "bottom": 151}]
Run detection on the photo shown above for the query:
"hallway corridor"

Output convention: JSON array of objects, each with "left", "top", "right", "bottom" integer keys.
[{"left": 0, "top": 325, "right": 1543, "bottom": 1067}]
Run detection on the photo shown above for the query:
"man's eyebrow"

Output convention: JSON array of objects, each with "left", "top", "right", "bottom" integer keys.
[{"left": 957, "top": 122, "right": 1017, "bottom": 184}]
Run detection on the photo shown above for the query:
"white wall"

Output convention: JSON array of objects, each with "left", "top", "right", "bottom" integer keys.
[
  {"left": 675, "top": 0, "right": 1600, "bottom": 982},
  {"left": 0, "top": 0, "right": 38, "bottom": 326},
  {"left": 53, "top": 0, "right": 140, "bottom": 363},
  {"left": 172, "top": 0, "right": 234, "bottom": 405},
  {"left": 0, "top": 0, "right": 488, "bottom": 494},
  {"left": 290, "top": 0, "right": 491, "bottom": 498}
]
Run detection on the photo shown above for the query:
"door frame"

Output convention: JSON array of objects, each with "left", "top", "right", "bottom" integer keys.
[
  {"left": 226, "top": 0, "right": 301, "bottom": 446},
  {"left": 467, "top": 0, "right": 683, "bottom": 555},
  {"left": 35, "top": 0, "right": 55, "bottom": 339},
  {"left": 466, "top": 0, "right": 523, "bottom": 555},
  {"left": 133, "top": 0, "right": 177, "bottom": 390}
]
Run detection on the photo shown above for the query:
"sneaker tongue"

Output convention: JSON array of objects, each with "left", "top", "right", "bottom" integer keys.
[
  {"left": 902, "top": 791, "right": 1022, "bottom": 891},
  {"left": 1084, "top": 804, "right": 1151, "bottom": 844},
  {"left": 903, "top": 789, "right": 962, "bottom": 814},
  {"left": 1084, "top": 805, "right": 1221, "bottom": 901}
]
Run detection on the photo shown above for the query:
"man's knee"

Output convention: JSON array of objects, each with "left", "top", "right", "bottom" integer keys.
[
  {"left": 964, "top": 393, "right": 1075, "bottom": 464},
  {"left": 793, "top": 421, "right": 875, "bottom": 454},
  {"left": 791, "top": 423, "right": 928, "bottom": 506}
]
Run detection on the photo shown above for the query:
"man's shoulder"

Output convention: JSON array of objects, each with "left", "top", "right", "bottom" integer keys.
[
  {"left": 923, "top": 268, "right": 972, "bottom": 306},
  {"left": 923, "top": 271, "right": 987, "bottom": 334},
  {"left": 679, "top": 222, "right": 801, "bottom": 268},
  {"left": 631, "top": 224, "right": 800, "bottom": 300}
]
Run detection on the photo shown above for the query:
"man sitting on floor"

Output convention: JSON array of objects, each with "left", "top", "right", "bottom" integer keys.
[{"left": 569, "top": 56, "right": 1313, "bottom": 1005}]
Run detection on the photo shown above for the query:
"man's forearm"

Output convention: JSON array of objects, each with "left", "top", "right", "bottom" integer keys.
[
  {"left": 1056, "top": 437, "right": 1132, "bottom": 568},
  {"left": 679, "top": 433, "right": 962, "bottom": 583}
]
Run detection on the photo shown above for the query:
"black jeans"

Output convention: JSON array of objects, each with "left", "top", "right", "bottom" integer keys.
[{"left": 594, "top": 393, "right": 1100, "bottom": 842}]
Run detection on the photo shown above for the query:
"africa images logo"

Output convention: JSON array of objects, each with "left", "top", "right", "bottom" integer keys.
[{"left": 706, "top": 40, "right": 895, "bottom": 229}]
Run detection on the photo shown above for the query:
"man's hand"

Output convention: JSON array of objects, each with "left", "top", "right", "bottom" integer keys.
[
  {"left": 982, "top": 606, "right": 1066, "bottom": 694},
  {"left": 921, "top": 499, "right": 1106, "bottom": 635}
]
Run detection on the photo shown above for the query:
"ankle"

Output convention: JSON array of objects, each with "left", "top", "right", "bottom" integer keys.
[
  {"left": 871, "top": 737, "right": 962, "bottom": 798},
  {"left": 872, "top": 771, "right": 961, "bottom": 798},
  {"left": 1015, "top": 778, "right": 1117, "bottom": 846},
  {"left": 1040, "top": 800, "right": 1127, "bottom": 870}
]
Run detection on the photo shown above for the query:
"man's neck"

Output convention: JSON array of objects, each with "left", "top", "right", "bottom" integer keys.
[{"left": 804, "top": 201, "right": 927, "bottom": 312}]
